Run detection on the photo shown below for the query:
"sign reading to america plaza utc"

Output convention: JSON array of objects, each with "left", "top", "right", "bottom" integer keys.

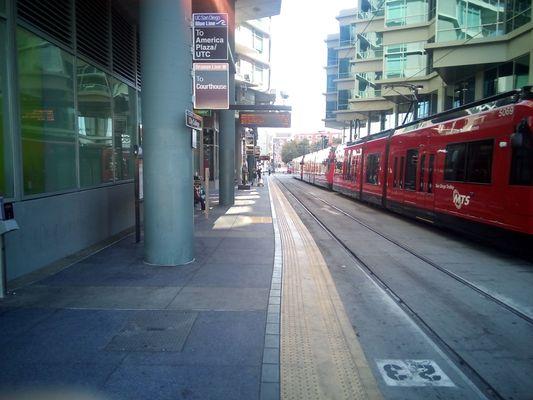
[
  {"left": 192, "top": 13, "right": 228, "bottom": 61},
  {"left": 193, "top": 63, "right": 229, "bottom": 110}
]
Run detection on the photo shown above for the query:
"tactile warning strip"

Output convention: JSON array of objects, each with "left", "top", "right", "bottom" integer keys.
[{"left": 270, "top": 180, "right": 382, "bottom": 400}]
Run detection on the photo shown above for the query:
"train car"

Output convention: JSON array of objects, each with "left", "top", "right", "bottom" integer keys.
[
  {"left": 306, "top": 87, "right": 533, "bottom": 237},
  {"left": 301, "top": 147, "right": 335, "bottom": 190}
]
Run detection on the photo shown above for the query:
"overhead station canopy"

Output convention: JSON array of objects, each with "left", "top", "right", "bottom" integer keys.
[{"left": 236, "top": 0, "right": 282, "bottom": 23}]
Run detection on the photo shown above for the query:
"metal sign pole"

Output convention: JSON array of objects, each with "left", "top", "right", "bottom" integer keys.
[{"left": 204, "top": 168, "right": 210, "bottom": 217}]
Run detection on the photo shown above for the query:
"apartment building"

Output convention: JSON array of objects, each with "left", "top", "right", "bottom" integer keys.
[{"left": 324, "top": 0, "right": 532, "bottom": 137}]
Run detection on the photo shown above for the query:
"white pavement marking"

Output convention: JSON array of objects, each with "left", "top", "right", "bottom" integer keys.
[{"left": 376, "top": 359, "right": 455, "bottom": 387}]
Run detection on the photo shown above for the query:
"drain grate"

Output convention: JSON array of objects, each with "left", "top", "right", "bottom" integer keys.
[{"left": 106, "top": 311, "right": 197, "bottom": 352}]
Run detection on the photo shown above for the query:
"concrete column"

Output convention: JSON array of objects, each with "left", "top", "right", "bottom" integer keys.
[
  {"left": 437, "top": 85, "right": 446, "bottom": 112},
  {"left": 219, "top": 0, "right": 236, "bottom": 206},
  {"left": 140, "top": 0, "right": 194, "bottom": 265}
]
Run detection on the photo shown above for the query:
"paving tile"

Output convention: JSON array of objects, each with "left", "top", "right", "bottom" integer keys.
[
  {"left": 206, "top": 247, "right": 274, "bottom": 265},
  {"left": 262, "top": 347, "right": 279, "bottom": 364},
  {"left": 0, "top": 308, "right": 57, "bottom": 347},
  {"left": 0, "top": 362, "right": 119, "bottom": 394},
  {"left": 104, "top": 364, "right": 261, "bottom": 400},
  {"left": 0, "top": 309, "right": 130, "bottom": 365},
  {"left": 188, "top": 263, "right": 272, "bottom": 288},
  {"left": 124, "top": 311, "right": 265, "bottom": 367},
  {"left": 261, "top": 363, "right": 279, "bottom": 383},
  {"left": 264, "top": 334, "right": 279, "bottom": 349},
  {"left": 260, "top": 382, "right": 280, "bottom": 400},
  {"left": 167, "top": 287, "right": 269, "bottom": 311}
]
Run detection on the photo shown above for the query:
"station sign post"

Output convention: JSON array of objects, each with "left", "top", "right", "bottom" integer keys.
[
  {"left": 193, "top": 63, "right": 229, "bottom": 110},
  {"left": 192, "top": 13, "right": 228, "bottom": 61}
]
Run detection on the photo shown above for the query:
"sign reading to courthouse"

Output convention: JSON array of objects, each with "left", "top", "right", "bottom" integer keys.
[
  {"left": 193, "top": 63, "right": 229, "bottom": 110},
  {"left": 193, "top": 13, "right": 228, "bottom": 61},
  {"left": 240, "top": 112, "right": 292, "bottom": 128}
]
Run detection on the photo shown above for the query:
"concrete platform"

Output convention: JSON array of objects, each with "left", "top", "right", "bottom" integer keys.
[{"left": 0, "top": 176, "right": 381, "bottom": 400}]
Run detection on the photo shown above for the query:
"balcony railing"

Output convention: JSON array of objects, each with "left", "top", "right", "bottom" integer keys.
[
  {"left": 356, "top": 89, "right": 382, "bottom": 99},
  {"left": 356, "top": 50, "right": 384, "bottom": 59},
  {"left": 356, "top": 9, "right": 384, "bottom": 20}
]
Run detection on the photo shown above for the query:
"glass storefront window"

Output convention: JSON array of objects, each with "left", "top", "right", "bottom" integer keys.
[
  {"left": 111, "top": 77, "right": 136, "bottom": 181},
  {"left": 77, "top": 59, "right": 113, "bottom": 187},
  {"left": 18, "top": 28, "right": 77, "bottom": 195},
  {"left": 0, "top": 20, "right": 13, "bottom": 198}
]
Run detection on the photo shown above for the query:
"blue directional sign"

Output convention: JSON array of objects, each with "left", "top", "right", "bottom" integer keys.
[{"left": 193, "top": 13, "right": 228, "bottom": 61}]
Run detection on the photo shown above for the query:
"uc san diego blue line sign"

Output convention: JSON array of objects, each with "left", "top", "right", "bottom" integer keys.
[{"left": 193, "top": 13, "right": 228, "bottom": 61}]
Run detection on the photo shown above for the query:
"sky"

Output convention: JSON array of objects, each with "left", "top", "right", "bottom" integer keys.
[{"left": 268, "top": 0, "right": 357, "bottom": 134}]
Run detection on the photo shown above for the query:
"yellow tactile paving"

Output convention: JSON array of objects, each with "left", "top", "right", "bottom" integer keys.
[{"left": 270, "top": 180, "right": 382, "bottom": 400}]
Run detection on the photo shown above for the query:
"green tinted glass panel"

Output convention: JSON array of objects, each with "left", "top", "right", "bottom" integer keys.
[
  {"left": 0, "top": 0, "right": 5, "bottom": 14},
  {"left": 111, "top": 78, "right": 136, "bottom": 181},
  {"left": 77, "top": 59, "right": 113, "bottom": 186},
  {"left": 18, "top": 28, "right": 76, "bottom": 195},
  {"left": 0, "top": 20, "right": 13, "bottom": 197}
]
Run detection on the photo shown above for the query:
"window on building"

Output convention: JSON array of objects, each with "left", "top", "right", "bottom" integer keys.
[
  {"left": 338, "top": 90, "right": 351, "bottom": 110},
  {"left": 0, "top": 0, "right": 5, "bottom": 15},
  {"left": 77, "top": 60, "right": 113, "bottom": 187},
  {"left": 404, "top": 149, "right": 418, "bottom": 190},
  {"left": 253, "top": 65, "right": 264, "bottom": 86},
  {"left": 327, "top": 75, "right": 336, "bottom": 92},
  {"left": 0, "top": 20, "right": 13, "bottom": 198},
  {"left": 18, "top": 28, "right": 77, "bottom": 195},
  {"left": 384, "top": 42, "right": 427, "bottom": 78},
  {"left": 386, "top": 0, "right": 428, "bottom": 27},
  {"left": 444, "top": 140, "right": 493, "bottom": 183},
  {"left": 327, "top": 48, "right": 338, "bottom": 66},
  {"left": 484, "top": 55, "right": 530, "bottom": 97},
  {"left": 338, "top": 58, "right": 351, "bottom": 78},
  {"left": 365, "top": 153, "right": 380, "bottom": 184},
  {"left": 253, "top": 30, "right": 264, "bottom": 52},
  {"left": 111, "top": 78, "right": 136, "bottom": 181},
  {"left": 437, "top": 0, "right": 530, "bottom": 42}
]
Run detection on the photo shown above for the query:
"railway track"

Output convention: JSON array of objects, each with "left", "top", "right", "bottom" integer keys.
[
  {"left": 279, "top": 178, "right": 533, "bottom": 327},
  {"left": 276, "top": 176, "right": 533, "bottom": 400}
]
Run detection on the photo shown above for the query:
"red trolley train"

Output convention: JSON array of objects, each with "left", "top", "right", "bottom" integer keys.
[{"left": 292, "top": 87, "right": 533, "bottom": 236}]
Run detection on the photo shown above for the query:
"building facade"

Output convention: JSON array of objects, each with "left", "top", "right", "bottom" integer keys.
[
  {"left": 0, "top": 0, "right": 281, "bottom": 281},
  {"left": 324, "top": 0, "right": 532, "bottom": 137}
]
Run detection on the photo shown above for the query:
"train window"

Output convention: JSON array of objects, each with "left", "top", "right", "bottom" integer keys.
[
  {"left": 419, "top": 154, "right": 426, "bottom": 191},
  {"left": 365, "top": 154, "right": 380, "bottom": 185},
  {"left": 404, "top": 149, "right": 418, "bottom": 191},
  {"left": 445, "top": 140, "right": 493, "bottom": 183},
  {"left": 466, "top": 140, "right": 493, "bottom": 183},
  {"left": 444, "top": 143, "right": 466, "bottom": 181},
  {"left": 399, "top": 157, "right": 405, "bottom": 188},
  {"left": 510, "top": 146, "right": 533, "bottom": 185},
  {"left": 428, "top": 154, "right": 435, "bottom": 193},
  {"left": 393, "top": 157, "right": 398, "bottom": 187}
]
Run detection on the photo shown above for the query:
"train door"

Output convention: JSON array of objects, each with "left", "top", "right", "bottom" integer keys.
[{"left": 416, "top": 150, "right": 436, "bottom": 217}]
